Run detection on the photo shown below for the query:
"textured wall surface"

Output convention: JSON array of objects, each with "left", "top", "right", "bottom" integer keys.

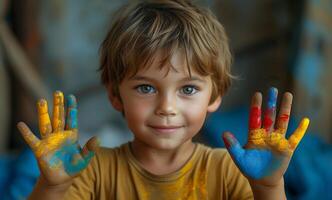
[
  {"left": 0, "top": 47, "right": 10, "bottom": 153},
  {"left": 293, "top": 0, "right": 332, "bottom": 142},
  {"left": 37, "top": 0, "right": 132, "bottom": 147}
]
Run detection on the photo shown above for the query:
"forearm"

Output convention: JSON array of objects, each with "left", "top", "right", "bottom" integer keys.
[
  {"left": 28, "top": 176, "right": 72, "bottom": 200},
  {"left": 249, "top": 178, "right": 287, "bottom": 200}
]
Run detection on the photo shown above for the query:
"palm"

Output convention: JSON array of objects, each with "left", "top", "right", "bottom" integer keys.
[
  {"left": 230, "top": 131, "right": 291, "bottom": 186},
  {"left": 36, "top": 130, "right": 90, "bottom": 185},
  {"left": 223, "top": 87, "right": 309, "bottom": 186},
  {"left": 18, "top": 91, "right": 97, "bottom": 186}
]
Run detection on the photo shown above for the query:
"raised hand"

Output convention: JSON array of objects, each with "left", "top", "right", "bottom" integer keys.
[
  {"left": 17, "top": 91, "right": 99, "bottom": 186},
  {"left": 222, "top": 87, "right": 309, "bottom": 186}
]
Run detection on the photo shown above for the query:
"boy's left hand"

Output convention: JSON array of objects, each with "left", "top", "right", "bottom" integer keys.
[{"left": 222, "top": 87, "right": 309, "bottom": 187}]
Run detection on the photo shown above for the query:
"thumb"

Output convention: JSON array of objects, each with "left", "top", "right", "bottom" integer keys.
[
  {"left": 222, "top": 132, "right": 245, "bottom": 163},
  {"left": 81, "top": 136, "right": 100, "bottom": 161},
  {"left": 17, "top": 122, "right": 41, "bottom": 151}
]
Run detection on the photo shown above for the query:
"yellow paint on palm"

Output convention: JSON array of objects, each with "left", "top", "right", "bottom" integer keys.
[
  {"left": 34, "top": 131, "right": 76, "bottom": 158},
  {"left": 266, "top": 131, "right": 289, "bottom": 152},
  {"left": 248, "top": 129, "right": 267, "bottom": 147},
  {"left": 37, "top": 100, "right": 51, "bottom": 137},
  {"left": 52, "top": 91, "right": 65, "bottom": 132},
  {"left": 277, "top": 138, "right": 289, "bottom": 152},
  {"left": 267, "top": 132, "right": 282, "bottom": 146},
  {"left": 247, "top": 118, "right": 309, "bottom": 154}
]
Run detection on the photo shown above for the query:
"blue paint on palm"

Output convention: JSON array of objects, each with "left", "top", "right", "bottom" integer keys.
[
  {"left": 49, "top": 141, "right": 94, "bottom": 176},
  {"left": 228, "top": 143, "right": 282, "bottom": 179}
]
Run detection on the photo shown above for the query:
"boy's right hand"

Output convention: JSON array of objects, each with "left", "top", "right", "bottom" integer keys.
[{"left": 17, "top": 91, "right": 99, "bottom": 186}]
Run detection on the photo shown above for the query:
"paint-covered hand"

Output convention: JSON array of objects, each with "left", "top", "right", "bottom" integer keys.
[
  {"left": 222, "top": 87, "right": 309, "bottom": 187},
  {"left": 17, "top": 91, "right": 99, "bottom": 186}
]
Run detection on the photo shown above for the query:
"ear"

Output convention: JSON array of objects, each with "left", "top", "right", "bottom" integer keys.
[
  {"left": 107, "top": 85, "right": 123, "bottom": 112},
  {"left": 207, "top": 96, "right": 222, "bottom": 113}
]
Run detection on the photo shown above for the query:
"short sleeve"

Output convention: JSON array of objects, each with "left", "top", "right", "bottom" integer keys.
[
  {"left": 223, "top": 151, "right": 253, "bottom": 200},
  {"left": 207, "top": 148, "right": 253, "bottom": 200}
]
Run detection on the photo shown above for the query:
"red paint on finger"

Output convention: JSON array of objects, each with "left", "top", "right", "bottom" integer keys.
[
  {"left": 249, "top": 107, "right": 261, "bottom": 129},
  {"left": 279, "top": 114, "right": 289, "bottom": 122},
  {"left": 223, "top": 133, "right": 236, "bottom": 149},
  {"left": 223, "top": 137, "right": 231, "bottom": 149},
  {"left": 263, "top": 108, "right": 274, "bottom": 131}
]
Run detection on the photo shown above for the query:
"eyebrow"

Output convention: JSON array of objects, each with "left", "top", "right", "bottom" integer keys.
[{"left": 130, "top": 75, "right": 207, "bottom": 83}]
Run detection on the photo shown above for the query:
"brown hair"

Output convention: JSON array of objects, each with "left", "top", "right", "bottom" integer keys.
[{"left": 99, "top": 0, "right": 232, "bottom": 103}]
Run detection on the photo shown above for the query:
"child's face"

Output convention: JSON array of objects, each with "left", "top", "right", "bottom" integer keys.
[{"left": 110, "top": 51, "right": 221, "bottom": 150}]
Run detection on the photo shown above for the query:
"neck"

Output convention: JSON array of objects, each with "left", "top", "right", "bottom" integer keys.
[{"left": 130, "top": 140, "right": 196, "bottom": 175}]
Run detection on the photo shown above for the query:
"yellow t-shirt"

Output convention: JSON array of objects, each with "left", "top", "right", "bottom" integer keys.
[{"left": 64, "top": 143, "right": 253, "bottom": 199}]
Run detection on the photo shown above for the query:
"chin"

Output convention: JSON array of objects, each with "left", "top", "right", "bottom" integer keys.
[{"left": 149, "top": 139, "right": 188, "bottom": 151}]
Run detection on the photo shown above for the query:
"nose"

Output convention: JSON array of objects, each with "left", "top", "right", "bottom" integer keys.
[{"left": 155, "top": 93, "right": 177, "bottom": 117}]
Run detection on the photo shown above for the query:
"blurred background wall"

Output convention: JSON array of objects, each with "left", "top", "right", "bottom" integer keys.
[{"left": 0, "top": 0, "right": 331, "bottom": 199}]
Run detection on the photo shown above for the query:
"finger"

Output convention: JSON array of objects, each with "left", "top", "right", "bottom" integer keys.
[
  {"left": 222, "top": 132, "right": 245, "bottom": 163},
  {"left": 249, "top": 92, "right": 262, "bottom": 130},
  {"left": 263, "top": 87, "right": 278, "bottom": 133},
  {"left": 82, "top": 137, "right": 100, "bottom": 156},
  {"left": 17, "top": 122, "right": 41, "bottom": 151},
  {"left": 288, "top": 118, "right": 310, "bottom": 150},
  {"left": 276, "top": 92, "right": 293, "bottom": 134},
  {"left": 37, "top": 99, "right": 52, "bottom": 138},
  {"left": 81, "top": 136, "right": 100, "bottom": 161},
  {"left": 66, "top": 95, "right": 78, "bottom": 130},
  {"left": 52, "top": 91, "right": 65, "bottom": 132}
]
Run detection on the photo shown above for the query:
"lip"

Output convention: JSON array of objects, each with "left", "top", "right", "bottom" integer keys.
[{"left": 148, "top": 125, "right": 183, "bottom": 134}]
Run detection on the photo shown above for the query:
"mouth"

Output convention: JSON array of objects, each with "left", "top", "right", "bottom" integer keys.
[{"left": 148, "top": 125, "right": 183, "bottom": 134}]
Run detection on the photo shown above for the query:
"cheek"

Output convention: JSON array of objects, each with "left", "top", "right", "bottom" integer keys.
[
  {"left": 181, "top": 98, "right": 209, "bottom": 128},
  {"left": 122, "top": 99, "right": 153, "bottom": 127},
  {"left": 186, "top": 107, "right": 207, "bottom": 126}
]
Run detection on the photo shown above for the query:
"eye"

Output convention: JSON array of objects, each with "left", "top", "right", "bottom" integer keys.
[
  {"left": 135, "top": 84, "right": 156, "bottom": 94},
  {"left": 180, "top": 85, "right": 198, "bottom": 95}
]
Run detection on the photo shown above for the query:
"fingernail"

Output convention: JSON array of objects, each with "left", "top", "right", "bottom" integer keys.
[
  {"left": 301, "top": 118, "right": 310, "bottom": 129},
  {"left": 223, "top": 132, "right": 237, "bottom": 148},
  {"left": 67, "top": 95, "right": 76, "bottom": 107},
  {"left": 54, "top": 91, "right": 64, "bottom": 104}
]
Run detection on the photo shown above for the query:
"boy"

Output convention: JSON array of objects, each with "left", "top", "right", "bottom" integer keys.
[{"left": 17, "top": 0, "right": 309, "bottom": 199}]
